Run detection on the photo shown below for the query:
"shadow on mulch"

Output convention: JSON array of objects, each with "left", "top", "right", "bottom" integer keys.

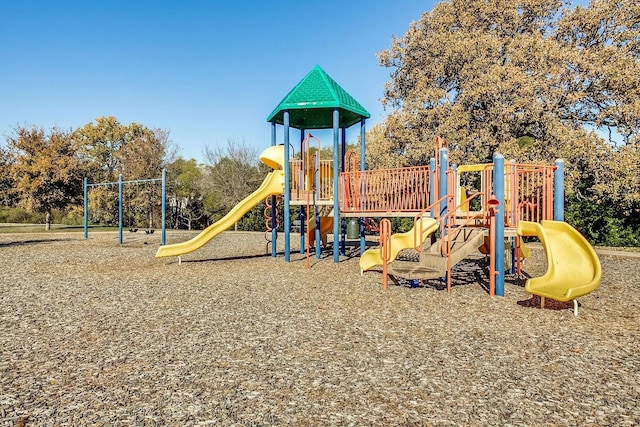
[
  {"left": 0, "top": 238, "right": 72, "bottom": 248},
  {"left": 517, "top": 295, "right": 577, "bottom": 312},
  {"left": 383, "top": 256, "right": 536, "bottom": 295},
  {"left": 168, "top": 253, "right": 273, "bottom": 264}
]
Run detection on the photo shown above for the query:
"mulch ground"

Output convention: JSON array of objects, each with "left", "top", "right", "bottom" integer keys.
[{"left": 1, "top": 230, "right": 638, "bottom": 426}]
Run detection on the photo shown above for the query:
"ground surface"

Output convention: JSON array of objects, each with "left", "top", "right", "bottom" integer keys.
[{"left": 0, "top": 230, "right": 638, "bottom": 426}]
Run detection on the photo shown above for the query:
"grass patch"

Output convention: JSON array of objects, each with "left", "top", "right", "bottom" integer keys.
[{"left": 0, "top": 224, "right": 119, "bottom": 233}]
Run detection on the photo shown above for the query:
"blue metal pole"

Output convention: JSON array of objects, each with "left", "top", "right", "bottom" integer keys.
[
  {"left": 360, "top": 118, "right": 366, "bottom": 255},
  {"left": 332, "top": 109, "right": 340, "bottom": 263},
  {"left": 493, "top": 154, "right": 505, "bottom": 297},
  {"left": 340, "top": 127, "right": 347, "bottom": 256},
  {"left": 161, "top": 168, "right": 166, "bottom": 246},
  {"left": 429, "top": 157, "right": 436, "bottom": 217},
  {"left": 300, "top": 129, "right": 305, "bottom": 255},
  {"left": 438, "top": 148, "right": 448, "bottom": 218},
  {"left": 83, "top": 177, "right": 89, "bottom": 239},
  {"left": 284, "top": 111, "right": 291, "bottom": 262},
  {"left": 118, "top": 174, "right": 123, "bottom": 245},
  {"left": 554, "top": 159, "right": 565, "bottom": 221},
  {"left": 271, "top": 122, "right": 277, "bottom": 257}
]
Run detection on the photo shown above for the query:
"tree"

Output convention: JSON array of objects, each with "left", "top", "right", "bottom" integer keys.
[
  {"left": 166, "top": 157, "right": 208, "bottom": 230},
  {"left": 375, "top": 0, "right": 639, "bottom": 243},
  {"left": 0, "top": 146, "right": 16, "bottom": 207},
  {"left": 7, "top": 126, "right": 84, "bottom": 229},
  {"left": 204, "top": 139, "right": 264, "bottom": 230},
  {"left": 74, "top": 116, "right": 175, "bottom": 228},
  {"left": 116, "top": 123, "right": 172, "bottom": 229},
  {"left": 73, "top": 116, "right": 129, "bottom": 183}
]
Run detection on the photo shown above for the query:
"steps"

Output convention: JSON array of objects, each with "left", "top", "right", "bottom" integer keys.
[{"left": 387, "top": 227, "right": 487, "bottom": 280}]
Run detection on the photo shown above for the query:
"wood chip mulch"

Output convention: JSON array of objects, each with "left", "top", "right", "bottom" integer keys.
[{"left": 1, "top": 231, "right": 638, "bottom": 426}]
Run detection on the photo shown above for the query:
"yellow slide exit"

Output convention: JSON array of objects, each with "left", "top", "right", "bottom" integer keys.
[{"left": 517, "top": 220, "right": 601, "bottom": 315}]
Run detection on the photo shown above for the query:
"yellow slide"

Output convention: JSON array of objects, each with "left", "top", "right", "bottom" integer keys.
[
  {"left": 360, "top": 217, "right": 439, "bottom": 273},
  {"left": 517, "top": 220, "right": 601, "bottom": 315},
  {"left": 156, "top": 145, "right": 285, "bottom": 259}
]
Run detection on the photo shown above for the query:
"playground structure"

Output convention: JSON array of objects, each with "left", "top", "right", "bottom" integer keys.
[
  {"left": 83, "top": 171, "right": 167, "bottom": 245},
  {"left": 156, "top": 65, "right": 601, "bottom": 314}
]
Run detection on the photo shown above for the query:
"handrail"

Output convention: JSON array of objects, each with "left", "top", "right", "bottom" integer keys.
[
  {"left": 344, "top": 149, "right": 359, "bottom": 173},
  {"left": 412, "top": 194, "right": 450, "bottom": 252},
  {"left": 438, "top": 191, "right": 490, "bottom": 293},
  {"left": 413, "top": 168, "right": 456, "bottom": 252},
  {"left": 303, "top": 133, "right": 321, "bottom": 269}
]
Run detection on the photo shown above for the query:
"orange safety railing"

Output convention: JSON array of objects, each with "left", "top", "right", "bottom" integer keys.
[
  {"left": 290, "top": 159, "right": 305, "bottom": 201},
  {"left": 340, "top": 165, "right": 432, "bottom": 213},
  {"left": 456, "top": 163, "right": 556, "bottom": 226},
  {"left": 289, "top": 159, "right": 333, "bottom": 201},
  {"left": 317, "top": 160, "right": 333, "bottom": 201},
  {"left": 506, "top": 164, "right": 556, "bottom": 225}
]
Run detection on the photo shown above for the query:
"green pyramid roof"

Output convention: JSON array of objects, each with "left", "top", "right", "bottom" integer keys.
[{"left": 267, "top": 65, "right": 370, "bottom": 129}]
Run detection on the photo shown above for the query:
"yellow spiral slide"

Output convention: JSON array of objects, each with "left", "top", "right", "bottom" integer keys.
[{"left": 517, "top": 220, "right": 601, "bottom": 315}]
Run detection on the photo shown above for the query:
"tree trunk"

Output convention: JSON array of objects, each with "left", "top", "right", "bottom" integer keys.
[{"left": 45, "top": 210, "right": 51, "bottom": 231}]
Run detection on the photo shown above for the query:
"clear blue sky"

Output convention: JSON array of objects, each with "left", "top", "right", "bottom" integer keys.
[{"left": 0, "top": 0, "right": 434, "bottom": 162}]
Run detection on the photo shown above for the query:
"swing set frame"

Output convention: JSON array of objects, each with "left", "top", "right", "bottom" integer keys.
[{"left": 83, "top": 170, "right": 167, "bottom": 245}]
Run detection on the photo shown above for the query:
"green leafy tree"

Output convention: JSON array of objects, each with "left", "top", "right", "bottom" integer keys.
[
  {"left": 7, "top": 126, "right": 84, "bottom": 229},
  {"left": 166, "top": 157, "right": 208, "bottom": 230}
]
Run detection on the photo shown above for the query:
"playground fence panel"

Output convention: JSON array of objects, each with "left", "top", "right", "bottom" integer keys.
[
  {"left": 507, "top": 164, "right": 555, "bottom": 226},
  {"left": 340, "top": 166, "right": 431, "bottom": 214},
  {"left": 290, "top": 159, "right": 334, "bottom": 202},
  {"left": 457, "top": 163, "right": 556, "bottom": 226}
]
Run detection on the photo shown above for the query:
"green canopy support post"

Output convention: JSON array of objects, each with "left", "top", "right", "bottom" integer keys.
[
  {"left": 360, "top": 118, "right": 366, "bottom": 255},
  {"left": 340, "top": 127, "right": 347, "bottom": 256},
  {"left": 332, "top": 109, "right": 340, "bottom": 263},
  {"left": 284, "top": 111, "right": 291, "bottom": 262},
  {"left": 299, "top": 129, "right": 305, "bottom": 255},
  {"left": 270, "top": 122, "right": 277, "bottom": 258}
]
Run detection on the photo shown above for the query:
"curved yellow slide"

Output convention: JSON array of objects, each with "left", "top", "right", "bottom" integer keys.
[
  {"left": 360, "top": 217, "right": 438, "bottom": 273},
  {"left": 517, "top": 220, "right": 601, "bottom": 314},
  {"left": 156, "top": 145, "right": 286, "bottom": 259}
]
